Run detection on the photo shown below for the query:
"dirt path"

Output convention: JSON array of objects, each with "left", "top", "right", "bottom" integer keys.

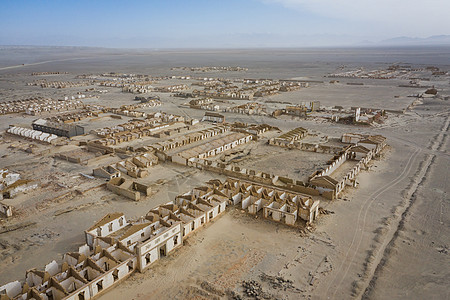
[
  {"left": 323, "top": 146, "right": 421, "bottom": 298},
  {"left": 358, "top": 116, "right": 449, "bottom": 299}
]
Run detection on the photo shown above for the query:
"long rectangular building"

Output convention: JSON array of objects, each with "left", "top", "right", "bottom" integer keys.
[
  {"left": 32, "top": 119, "right": 84, "bottom": 138},
  {"left": 171, "top": 132, "right": 253, "bottom": 165}
]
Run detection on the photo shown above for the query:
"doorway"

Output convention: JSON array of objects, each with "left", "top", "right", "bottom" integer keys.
[
  {"left": 159, "top": 244, "right": 167, "bottom": 257},
  {"left": 112, "top": 269, "right": 119, "bottom": 282},
  {"left": 78, "top": 291, "right": 85, "bottom": 300}
]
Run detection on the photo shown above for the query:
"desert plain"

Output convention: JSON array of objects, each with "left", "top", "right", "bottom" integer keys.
[{"left": 0, "top": 47, "right": 448, "bottom": 300}]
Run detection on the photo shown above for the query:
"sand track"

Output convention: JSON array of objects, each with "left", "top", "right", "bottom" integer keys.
[
  {"left": 358, "top": 116, "right": 449, "bottom": 299},
  {"left": 324, "top": 146, "right": 420, "bottom": 298},
  {"left": 325, "top": 114, "right": 449, "bottom": 299},
  {"left": 353, "top": 117, "right": 450, "bottom": 299}
]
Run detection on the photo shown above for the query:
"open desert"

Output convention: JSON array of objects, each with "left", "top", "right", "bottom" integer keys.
[{"left": 0, "top": 47, "right": 448, "bottom": 300}]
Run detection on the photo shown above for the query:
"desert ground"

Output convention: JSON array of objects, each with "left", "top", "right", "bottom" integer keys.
[{"left": 0, "top": 47, "right": 448, "bottom": 300}]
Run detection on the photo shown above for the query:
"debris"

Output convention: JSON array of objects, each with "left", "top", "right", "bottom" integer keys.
[
  {"left": 319, "top": 207, "right": 334, "bottom": 215},
  {"left": 242, "top": 280, "right": 262, "bottom": 298},
  {"left": 0, "top": 221, "right": 36, "bottom": 235},
  {"left": 80, "top": 173, "right": 94, "bottom": 179},
  {"left": 259, "top": 273, "right": 303, "bottom": 293},
  {"left": 200, "top": 281, "right": 225, "bottom": 296},
  {"left": 309, "top": 276, "right": 315, "bottom": 286}
]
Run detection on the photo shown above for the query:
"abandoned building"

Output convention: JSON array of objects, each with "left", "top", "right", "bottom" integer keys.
[
  {"left": 0, "top": 169, "right": 325, "bottom": 299},
  {"left": 94, "top": 152, "right": 158, "bottom": 179},
  {"left": 309, "top": 139, "right": 386, "bottom": 198},
  {"left": 0, "top": 97, "right": 83, "bottom": 116},
  {"left": 0, "top": 181, "right": 229, "bottom": 300},
  {"left": 0, "top": 240, "right": 136, "bottom": 300},
  {"left": 0, "top": 65, "right": 394, "bottom": 299},
  {"left": 0, "top": 169, "right": 38, "bottom": 200},
  {"left": 341, "top": 133, "right": 387, "bottom": 153},
  {"left": 93, "top": 165, "right": 121, "bottom": 180},
  {"left": 224, "top": 102, "right": 267, "bottom": 115},
  {"left": 269, "top": 127, "right": 308, "bottom": 144},
  {"left": 353, "top": 107, "right": 385, "bottom": 124},
  {"left": 152, "top": 125, "right": 230, "bottom": 154},
  {"left": 169, "top": 132, "right": 253, "bottom": 165},
  {"left": 230, "top": 122, "right": 277, "bottom": 137},
  {"left": 32, "top": 119, "right": 85, "bottom": 138},
  {"left": 188, "top": 98, "right": 220, "bottom": 111},
  {"left": 85, "top": 212, "right": 183, "bottom": 273},
  {"left": 106, "top": 178, "right": 151, "bottom": 201},
  {"left": 6, "top": 126, "right": 59, "bottom": 144},
  {"left": 202, "top": 112, "right": 225, "bottom": 123},
  {"left": 208, "top": 178, "right": 320, "bottom": 224}
]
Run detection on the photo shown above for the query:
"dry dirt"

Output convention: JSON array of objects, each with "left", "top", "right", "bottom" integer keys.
[{"left": 0, "top": 48, "right": 448, "bottom": 300}]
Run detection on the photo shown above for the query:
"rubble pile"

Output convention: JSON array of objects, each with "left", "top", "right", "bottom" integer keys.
[
  {"left": 242, "top": 280, "right": 263, "bottom": 298},
  {"left": 259, "top": 273, "right": 303, "bottom": 293}
]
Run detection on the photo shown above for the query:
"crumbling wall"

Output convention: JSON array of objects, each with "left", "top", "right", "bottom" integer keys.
[
  {"left": 187, "top": 158, "right": 324, "bottom": 198},
  {"left": 133, "top": 182, "right": 151, "bottom": 196},
  {"left": 0, "top": 202, "right": 13, "bottom": 218},
  {"left": 86, "top": 142, "right": 114, "bottom": 154},
  {"left": 106, "top": 178, "right": 151, "bottom": 201},
  {"left": 3, "top": 181, "right": 39, "bottom": 199},
  {"left": 0, "top": 281, "right": 22, "bottom": 299},
  {"left": 286, "top": 184, "right": 321, "bottom": 197},
  {"left": 322, "top": 191, "right": 335, "bottom": 200},
  {"left": 318, "top": 152, "right": 348, "bottom": 177},
  {"left": 268, "top": 139, "right": 343, "bottom": 154},
  {"left": 93, "top": 166, "right": 120, "bottom": 180},
  {"left": 107, "top": 181, "right": 140, "bottom": 201}
]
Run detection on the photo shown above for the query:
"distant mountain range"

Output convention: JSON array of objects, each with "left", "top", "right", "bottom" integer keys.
[
  {"left": 376, "top": 35, "right": 450, "bottom": 46},
  {"left": 1, "top": 34, "right": 449, "bottom": 49}
]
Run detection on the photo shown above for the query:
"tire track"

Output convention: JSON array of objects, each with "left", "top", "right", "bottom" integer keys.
[
  {"left": 326, "top": 114, "right": 449, "bottom": 299},
  {"left": 351, "top": 154, "right": 431, "bottom": 296},
  {"left": 359, "top": 116, "right": 449, "bottom": 299},
  {"left": 360, "top": 154, "right": 436, "bottom": 299},
  {"left": 324, "top": 147, "right": 420, "bottom": 297},
  {"left": 374, "top": 109, "right": 449, "bottom": 130}
]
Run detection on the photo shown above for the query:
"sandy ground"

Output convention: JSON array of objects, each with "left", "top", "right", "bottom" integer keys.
[
  {"left": 0, "top": 48, "right": 448, "bottom": 299},
  {"left": 225, "top": 142, "right": 332, "bottom": 182}
]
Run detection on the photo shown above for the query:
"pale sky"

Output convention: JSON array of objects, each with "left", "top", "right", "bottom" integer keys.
[{"left": 0, "top": 0, "right": 448, "bottom": 48}]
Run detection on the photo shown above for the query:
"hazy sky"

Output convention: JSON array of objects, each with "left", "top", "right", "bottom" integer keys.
[{"left": 0, "top": 0, "right": 449, "bottom": 48}]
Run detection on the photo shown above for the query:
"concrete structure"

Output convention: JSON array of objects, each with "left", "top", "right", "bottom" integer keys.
[
  {"left": 0, "top": 97, "right": 83, "bottom": 116},
  {"left": 341, "top": 133, "right": 365, "bottom": 144},
  {"left": 170, "top": 132, "right": 253, "bottom": 166},
  {"left": 0, "top": 203, "right": 13, "bottom": 218},
  {"left": 209, "top": 178, "right": 319, "bottom": 224},
  {"left": 0, "top": 184, "right": 227, "bottom": 299},
  {"left": 6, "top": 126, "right": 59, "bottom": 144},
  {"left": 268, "top": 138, "right": 343, "bottom": 154},
  {"left": 85, "top": 213, "right": 183, "bottom": 273},
  {"left": 32, "top": 119, "right": 84, "bottom": 138},
  {"left": 106, "top": 178, "right": 151, "bottom": 201},
  {"left": 93, "top": 152, "right": 158, "bottom": 180},
  {"left": 271, "top": 127, "right": 308, "bottom": 144},
  {"left": 93, "top": 166, "right": 121, "bottom": 180},
  {"left": 173, "top": 187, "right": 228, "bottom": 236},
  {"left": 272, "top": 102, "right": 320, "bottom": 117},
  {"left": 115, "top": 160, "right": 146, "bottom": 178},
  {"left": 202, "top": 112, "right": 225, "bottom": 123},
  {"left": 2, "top": 176, "right": 322, "bottom": 300},
  {"left": 309, "top": 140, "right": 386, "bottom": 198},
  {"left": 0, "top": 242, "right": 135, "bottom": 300},
  {"left": 152, "top": 125, "right": 230, "bottom": 154},
  {"left": 224, "top": 102, "right": 267, "bottom": 116},
  {"left": 92, "top": 113, "right": 185, "bottom": 147},
  {"left": 0, "top": 169, "right": 38, "bottom": 199}
]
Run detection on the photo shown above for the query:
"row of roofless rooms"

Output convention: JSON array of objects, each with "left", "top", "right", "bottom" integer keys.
[
  {"left": 0, "top": 183, "right": 228, "bottom": 300},
  {"left": 309, "top": 136, "right": 387, "bottom": 198},
  {"left": 0, "top": 178, "right": 320, "bottom": 300}
]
